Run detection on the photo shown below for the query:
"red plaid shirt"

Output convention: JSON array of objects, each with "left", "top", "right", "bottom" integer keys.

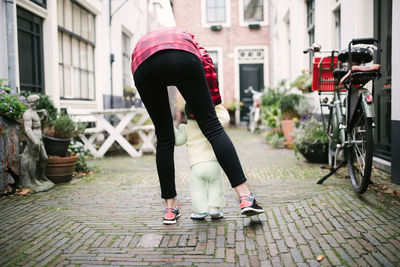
[{"left": 131, "top": 27, "right": 221, "bottom": 105}]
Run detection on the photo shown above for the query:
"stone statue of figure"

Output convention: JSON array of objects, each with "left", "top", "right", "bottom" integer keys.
[{"left": 20, "top": 95, "right": 54, "bottom": 192}]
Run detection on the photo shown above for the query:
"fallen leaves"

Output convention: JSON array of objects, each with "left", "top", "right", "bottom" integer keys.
[
  {"left": 15, "top": 188, "right": 31, "bottom": 196},
  {"left": 316, "top": 255, "right": 325, "bottom": 262}
]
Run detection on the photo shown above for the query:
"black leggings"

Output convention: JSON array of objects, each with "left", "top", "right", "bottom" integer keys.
[{"left": 134, "top": 50, "right": 247, "bottom": 199}]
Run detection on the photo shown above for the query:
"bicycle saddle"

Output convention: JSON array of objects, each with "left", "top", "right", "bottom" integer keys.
[{"left": 338, "top": 47, "right": 373, "bottom": 64}]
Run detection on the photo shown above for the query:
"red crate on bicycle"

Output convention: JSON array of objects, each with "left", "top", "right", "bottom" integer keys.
[{"left": 312, "top": 56, "right": 338, "bottom": 91}]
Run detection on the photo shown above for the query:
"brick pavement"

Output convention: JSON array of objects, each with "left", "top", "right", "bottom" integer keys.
[{"left": 1, "top": 128, "right": 400, "bottom": 266}]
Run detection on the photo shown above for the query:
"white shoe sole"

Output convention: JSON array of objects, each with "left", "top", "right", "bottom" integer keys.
[
  {"left": 241, "top": 207, "right": 264, "bottom": 216},
  {"left": 190, "top": 213, "right": 208, "bottom": 220},
  {"left": 163, "top": 213, "right": 181, "bottom": 224},
  {"left": 210, "top": 214, "right": 223, "bottom": 219}
]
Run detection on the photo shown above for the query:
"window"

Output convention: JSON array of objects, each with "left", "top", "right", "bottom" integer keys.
[
  {"left": 239, "top": 0, "right": 267, "bottom": 26},
  {"left": 202, "top": 0, "right": 230, "bottom": 28},
  {"left": 243, "top": 0, "right": 263, "bottom": 22},
  {"left": 307, "top": 0, "right": 315, "bottom": 69},
  {"left": 334, "top": 9, "right": 341, "bottom": 50},
  {"left": 122, "top": 32, "right": 132, "bottom": 88},
  {"left": 206, "top": 0, "right": 226, "bottom": 23},
  {"left": 58, "top": 0, "right": 95, "bottom": 100},
  {"left": 17, "top": 7, "right": 45, "bottom": 93}
]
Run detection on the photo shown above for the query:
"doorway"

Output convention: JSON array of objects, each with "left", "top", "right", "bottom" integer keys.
[
  {"left": 374, "top": 0, "right": 392, "bottom": 161},
  {"left": 239, "top": 64, "right": 264, "bottom": 122}
]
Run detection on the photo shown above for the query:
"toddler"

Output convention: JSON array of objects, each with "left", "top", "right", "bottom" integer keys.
[{"left": 174, "top": 104, "right": 230, "bottom": 219}]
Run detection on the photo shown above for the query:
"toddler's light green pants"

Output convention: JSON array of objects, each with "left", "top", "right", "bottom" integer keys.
[{"left": 190, "top": 160, "right": 225, "bottom": 213}]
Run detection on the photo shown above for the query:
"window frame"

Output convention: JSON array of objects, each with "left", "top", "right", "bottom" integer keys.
[
  {"left": 201, "top": 0, "right": 231, "bottom": 28},
  {"left": 307, "top": 0, "right": 315, "bottom": 70},
  {"left": 239, "top": 0, "right": 268, "bottom": 27},
  {"left": 58, "top": 0, "right": 96, "bottom": 101},
  {"left": 122, "top": 29, "right": 134, "bottom": 89},
  {"left": 30, "top": 0, "right": 46, "bottom": 9}
]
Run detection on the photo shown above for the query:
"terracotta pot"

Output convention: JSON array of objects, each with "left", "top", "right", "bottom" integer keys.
[
  {"left": 46, "top": 154, "right": 79, "bottom": 184},
  {"left": 281, "top": 120, "right": 294, "bottom": 148}
]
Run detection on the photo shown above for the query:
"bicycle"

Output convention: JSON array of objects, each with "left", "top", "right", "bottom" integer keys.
[
  {"left": 245, "top": 86, "right": 264, "bottom": 133},
  {"left": 304, "top": 38, "right": 380, "bottom": 194}
]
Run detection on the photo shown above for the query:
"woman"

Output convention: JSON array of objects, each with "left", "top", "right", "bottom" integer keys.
[{"left": 131, "top": 27, "right": 263, "bottom": 224}]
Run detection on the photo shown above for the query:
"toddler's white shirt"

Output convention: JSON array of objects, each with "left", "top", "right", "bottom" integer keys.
[{"left": 185, "top": 104, "right": 230, "bottom": 166}]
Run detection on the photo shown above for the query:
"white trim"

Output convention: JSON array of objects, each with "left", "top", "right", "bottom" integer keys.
[
  {"left": 121, "top": 25, "right": 133, "bottom": 38},
  {"left": 201, "top": 0, "right": 231, "bottom": 28},
  {"left": 74, "top": 0, "right": 101, "bottom": 15},
  {"left": 238, "top": 0, "right": 269, "bottom": 27},
  {"left": 60, "top": 99, "right": 98, "bottom": 109},
  {"left": 234, "top": 45, "right": 269, "bottom": 122},
  {"left": 16, "top": 0, "right": 48, "bottom": 18},
  {"left": 205, "top": 46, "right": 224, "bottom": 100}
]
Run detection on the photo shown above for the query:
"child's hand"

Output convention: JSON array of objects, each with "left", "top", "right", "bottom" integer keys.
[{"left": 174, "top": 124, "right": 187, "bottom": 146}]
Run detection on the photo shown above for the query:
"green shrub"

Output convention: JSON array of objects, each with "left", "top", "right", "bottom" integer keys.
[
  {"left": 68, "top": 140, "right": 93, "bottom": 173},
  {"left": 20, "top": 91, "right": 57, "bottom": 123},
  {"left": 279, "top": 94, "right": 305, "bottom": 120},
  {"left": 0, "top": 79, "right": 27, "bottom": 121}
]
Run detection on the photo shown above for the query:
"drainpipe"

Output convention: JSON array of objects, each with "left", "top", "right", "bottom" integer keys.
[
  {"left": 269, "top": 0, "right": 274, "bottom": 87},
  {"left": 109, "top": 0, "right": 114, "bottom": 109},
  {"left": 108, "top": 0, "right": 129, "bottom": 109},
  {"left": 5, "top": 0, "right": 17, "bottom": 93}
]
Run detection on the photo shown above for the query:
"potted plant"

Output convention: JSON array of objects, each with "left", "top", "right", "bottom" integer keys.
[
  {"left": 291, "top": 70, "right": 312, "bottom": 94},
  {"left": 260, "top": 81, "right": 289, "bottom": 148},
  {"left": 292, "top": 117, "right": 329, "bottom": 163},
  {"left": 43, "top": 114, "right": 77, "bottom": 157},
  {"left": 279, "top": 94, "right": 305, "bottom": 148},
  {"left": 225, "top": 98, "right": 239, "bottom": 126},
  {"left": 44, "top": 114, "right": 86, "bottom": 184}
]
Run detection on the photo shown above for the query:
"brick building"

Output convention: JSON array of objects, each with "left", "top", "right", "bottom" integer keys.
[{"left": 171, "top": 0, "right": 270, "bottom": 124}]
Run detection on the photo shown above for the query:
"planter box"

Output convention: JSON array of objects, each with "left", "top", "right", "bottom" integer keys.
[
  {"left": 298, "top": 142, "right": 328, "bottom": 163},
  {"left": 0, "top": 116, "right": 20, "bottom": 195},
  {"left": 46, "top": 154, "right": 78, "bottom": 184}
]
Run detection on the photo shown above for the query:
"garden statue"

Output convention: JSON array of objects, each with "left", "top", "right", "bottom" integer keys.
[{"left": 20, "top": 95, "right": 54, "bottom": 192}]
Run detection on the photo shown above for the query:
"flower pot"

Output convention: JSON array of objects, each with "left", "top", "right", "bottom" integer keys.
[
  {"left": 298, "top": 142, "right": 328, "bottom": 163},
  {"left": 228, "top": 110, "right": 236, "bottom": 126},
  {"left": 281, "top": 120, "right": 294, "bottom": 148},
  {"left": 45, "top": 154, "right": 79, "bottom": 184},
  {"left": 43, "top": 135, "right": 71, "bottom": 157}
]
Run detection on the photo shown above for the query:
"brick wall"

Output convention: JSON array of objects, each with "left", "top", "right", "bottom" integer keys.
[{"left": 172, "top": 0, "right": 270, "bottom": 108}]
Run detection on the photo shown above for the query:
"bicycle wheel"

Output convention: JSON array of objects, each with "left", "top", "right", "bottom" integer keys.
[{"left": 346, "top": 106, "right": 373, "bottom": 194}]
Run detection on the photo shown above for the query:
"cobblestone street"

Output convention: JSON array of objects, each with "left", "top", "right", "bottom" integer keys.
[{"left": 1, "top": 127, "right": 400, "bottom": 266}]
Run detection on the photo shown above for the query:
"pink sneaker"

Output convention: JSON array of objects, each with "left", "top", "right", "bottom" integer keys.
[
  {"left": 239, "top": 193, "right": 264, "bottom": 216},
  {"left": 163, "top": 203, "right": 181, "bottom": 224}
]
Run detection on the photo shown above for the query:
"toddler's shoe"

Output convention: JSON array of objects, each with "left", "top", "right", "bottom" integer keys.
[
  {"left": 163, "top": 203, "right": 181, "bottom": 225},
  {"left": 209, "top": 210, "right": 224, "bottom": 219},
  {"left": 190, "top": 212, "right": 208, "bottom": 220},
  {"left": 239, "top": 193, "right": 264, "bottom": 216}
]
